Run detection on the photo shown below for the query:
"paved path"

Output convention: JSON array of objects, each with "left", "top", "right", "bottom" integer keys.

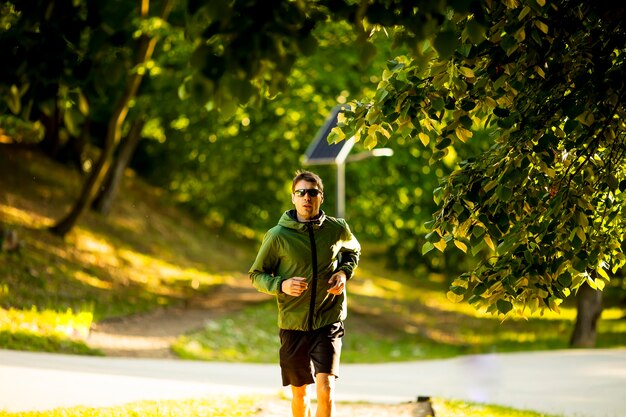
[{"left": 1, "top": 348, "right": 625, "bottom": 416}]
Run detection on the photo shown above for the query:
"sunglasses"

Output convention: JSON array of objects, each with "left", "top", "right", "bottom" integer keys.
[{"left": 294, "top": 188, "right": 322, "bottom": 197}]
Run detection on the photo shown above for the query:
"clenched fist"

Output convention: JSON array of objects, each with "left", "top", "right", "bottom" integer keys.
[{"left": 282, "top": 277, "right": 308, "bottom": 296}]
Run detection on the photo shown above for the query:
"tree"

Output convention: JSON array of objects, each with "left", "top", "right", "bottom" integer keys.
[
  {"left": 335, "top": 0, "right": 626, "bottom": 345},
  {"left": 3, "top": 0, "right": 623, "bottom": 346},
  {"left": 50, "top": 0, "right": 173, "bottom": 236}
]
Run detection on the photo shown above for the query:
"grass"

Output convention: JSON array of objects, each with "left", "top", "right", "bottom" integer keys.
[
  {"left": 0, "top": 146, "right": 620, "bottom": 416},
  {"left": 0, "top": 306, "right": 100, "bottom": 355},
  {"left": 433, "top": 398, "right": 560, "bottom": 417},
  {"left": 0, "top": 146, "right": 256, "bottom": 355},
  {"left": 2, "top": 146, "right": 626, "bottom": 361},
  {"left": 0, "top": 396, "right": 561, "bottom": 417},
  {"left": 0, "top": 397, "right": 261, "bottom": 417},
  {"left": 173, "top": 254, "right": 626, "bottom": 363}
]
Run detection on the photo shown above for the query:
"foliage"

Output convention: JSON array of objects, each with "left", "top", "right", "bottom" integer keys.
[
  {"left": 133, "top": 19, "right": 481, "bottom": 276},
  {"left": 136, "top": 20, "right": 388, "bottom": 231},
  {"left": 0, "top": 0, "right": 136, "bottom": 145},
  {"left": 336, "top": 1, "right": 626, "bottom": 317},
  {"left": 2, "top": 0, "right": 626, "bottom": 329}
]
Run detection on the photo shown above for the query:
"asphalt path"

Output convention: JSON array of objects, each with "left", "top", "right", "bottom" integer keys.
[{"left": 1, "top": 348, "right": 625, "bottom": 416}]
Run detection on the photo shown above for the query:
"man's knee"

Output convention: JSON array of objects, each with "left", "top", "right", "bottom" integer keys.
[
  {"left": 291, "top": 384, "right": 310, "bottom": 400},
  {"left": 315, "top": 373, "right": 335, "bottom": 399}
]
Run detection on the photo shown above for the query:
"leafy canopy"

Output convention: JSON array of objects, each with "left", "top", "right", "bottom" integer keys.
[{"left": 334, "top": 0, "right": 626, "bottom": 317}]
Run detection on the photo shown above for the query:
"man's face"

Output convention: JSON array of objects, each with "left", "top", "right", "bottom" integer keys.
[{"left": 292, "top": 179, "right": 323, "bottom": 221}]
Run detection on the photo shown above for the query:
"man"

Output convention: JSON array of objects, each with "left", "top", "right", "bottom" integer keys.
[{"left": 249, "top": 170, "right": 360, "bottom": 417}]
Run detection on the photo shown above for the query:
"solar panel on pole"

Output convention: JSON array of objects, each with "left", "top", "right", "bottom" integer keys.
[
  {"left": 303, "top": 105, "right": 354, "bottom": 166},
  {"left": 302, "top": 105, "right": 355, "bottom": 218}
]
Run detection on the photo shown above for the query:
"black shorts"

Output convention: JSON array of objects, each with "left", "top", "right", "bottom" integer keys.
[{"left": 279, "top": 322, "right": 345, "bottom": 387}]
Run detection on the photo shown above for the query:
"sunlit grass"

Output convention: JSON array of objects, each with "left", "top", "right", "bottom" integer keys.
[
  {"left": 0, "top": 307, "right": 100, "bottom": 355},
  {"left": 0, "top": 396, "right": 261, "bottom": 417},
  {"left": 0, "top": 148, "right": 254, "bottom": 351},
  {"left": 0, "top": 306, "right": 94, "bottom": 337},
  {"left": 432, "top": 398, "right": 561, "bottom": 417},
  {"left": 174, "top": 252, "right": 625, "bottom": 363},
  {"left": 0, "top": 396, "right": 560, "bottom": 417},
  {"left": 172, "top": 301, "right": 280, "bottom": 362}
]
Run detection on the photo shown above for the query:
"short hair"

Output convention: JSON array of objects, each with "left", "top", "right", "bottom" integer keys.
[{"left": 292, "top": 170, "right": 324, "bottom": 193}]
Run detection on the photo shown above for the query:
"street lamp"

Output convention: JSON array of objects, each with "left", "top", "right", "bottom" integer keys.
[{"left": 302, "top": 106, "right": 393, "bottom": 218}]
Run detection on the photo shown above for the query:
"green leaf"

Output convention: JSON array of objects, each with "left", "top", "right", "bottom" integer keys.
[
  {"left": 450, "top": 285, "right": 467, "bottom": 295},
  {"left": 467, "top": 295, "right": 484, "bottom": 305},
  {"left": 327, "top": 126, "right": 345, "bottom": 144},
  {"left": 435, "top": 136, "right": 452, "bottom": 150},
  {"left": 493, "top": 107, "right": 510, "bottom": 117},
  {"left": 425, "top": 231, "right": 440, "bottom": 243},
  {"left": 471, "top": 238, "right": 488, "bottom": 256},
  {"left": 572, "top": 256, "right": 587, "bottom": 272},
  {"left": 496, "top": 299, "right": 513, "bottom": 315},
  {"left": 364, "top": 133, "right": 377, "bottom": 150},
  {"left": 422, "top": 241, "right": 435, "bottom": 255},
  {"left": 458, "top": 66, "right": 475, "bottom": 78},
  {"left": 557, "top": 272, "right": 572, "bottom": 287},
  {"left": 464, "top": 19, "right": 487, "bottom": 44},
  {"left": 496, "top": 185, "right": 513, "bottom": 201},
  {"left": 564, "top": 119, "right": 578, "bottom": 134},
  {"left": 446, "top": 291, "right": 464, "bottom": 303},
  {"left": 433, "top": 30, "right": 458, "bottom": 60}
]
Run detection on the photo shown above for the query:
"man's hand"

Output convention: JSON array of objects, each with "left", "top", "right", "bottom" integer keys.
[
  {"left": 282, "top": 277, "right": 308, "bottom": 296},
  {"left": 327, "top": 271, "right": 347, "bottom": 295}
]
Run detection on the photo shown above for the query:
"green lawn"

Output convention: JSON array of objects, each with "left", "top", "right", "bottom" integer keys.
[
  {"left": 173, "top": 255, "right": 626, "bottom": 363},
  {"left": 0, "top": 396, "right": 561, "bottom": 417}
]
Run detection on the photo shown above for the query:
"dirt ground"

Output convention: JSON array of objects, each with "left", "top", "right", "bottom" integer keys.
[
  {"left": 87, "top": 284, "right": 269, "bottom": 358},
  {"left": 86, "top": 284, "right": 436, "bottom": 416}
]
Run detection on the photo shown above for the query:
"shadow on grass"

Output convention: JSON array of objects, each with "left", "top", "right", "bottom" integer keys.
[{"left": 0, "top": 330, "right": 102, "bottom": 356}]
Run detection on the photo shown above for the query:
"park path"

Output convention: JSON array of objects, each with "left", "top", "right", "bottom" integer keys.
[
  {"left": 82, "top": 285, "right": 438, "bottom": 416},
  {"left": 2, "top": 348, "right": 626, "bottom": 417},
  {"left": 87, "top": 284, "right": 269, "bottom": 358},
  {"left": 57, "top": 287, "right": 626, "bottom": 417}
]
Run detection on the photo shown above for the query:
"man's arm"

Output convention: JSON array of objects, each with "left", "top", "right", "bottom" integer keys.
[
  {"left": 249, "top": 231, "right": 284, "bottom": 295},
  {"left": 335, "top": 220, "right": 361, "bottom": 280}
]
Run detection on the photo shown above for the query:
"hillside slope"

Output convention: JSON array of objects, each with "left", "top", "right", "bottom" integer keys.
[{"left": 0, "top": 146, "right": 267, "bottom": 354}]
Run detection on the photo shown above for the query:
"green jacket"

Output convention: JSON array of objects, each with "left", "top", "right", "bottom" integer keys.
[{"left": 249, "top": 210, "right": 360, "bottom": 331}]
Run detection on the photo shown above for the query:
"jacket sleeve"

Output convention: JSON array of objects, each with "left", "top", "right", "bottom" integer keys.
[
  {"left": 336, "top": 220, "right": 361, "bottom": 280},
  {"left": 249, "top": 230, "right": 284, "bottom": 295}
]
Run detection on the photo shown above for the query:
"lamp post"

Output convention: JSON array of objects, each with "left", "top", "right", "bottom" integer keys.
[
  {"left": 334, "top": 147, "right": 394, "bottom": 218},
  {"left": 303, "top": 106, "right": 393, "bottom": 218}
]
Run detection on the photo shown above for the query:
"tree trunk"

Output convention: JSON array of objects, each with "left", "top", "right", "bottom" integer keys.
[
  {"left": 569, "top": 282, "right": 603, "bottom": 348},
  {"left": 49, "top": 0, "right": 172, "bottom": 237},
  {"left": 92, "top": 118, "right": 144, "bottom": 215}
]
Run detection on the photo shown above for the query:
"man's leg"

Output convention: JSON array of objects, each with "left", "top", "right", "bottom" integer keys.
[
  {"left": 314, "top": 373, "right": 336, "bottom": 417},
  {"left": 291, "top": 384, "right": 312, "bottom": 417}
]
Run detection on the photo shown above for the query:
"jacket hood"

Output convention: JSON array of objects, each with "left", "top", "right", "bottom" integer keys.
[{"left": 278, "top": 209, "right": 326, "bottom": 231}]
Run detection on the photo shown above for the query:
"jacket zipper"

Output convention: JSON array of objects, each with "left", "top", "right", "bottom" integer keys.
[{"left": 306, "top": 223, "right": 318, "bottom": 331}]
